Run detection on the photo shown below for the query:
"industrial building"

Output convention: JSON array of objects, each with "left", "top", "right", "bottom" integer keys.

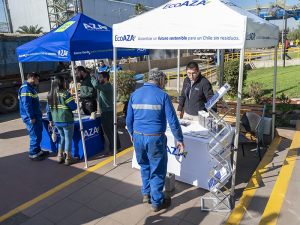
[{"left": 0, "top": 0, "right": 168, "bottom": 33}]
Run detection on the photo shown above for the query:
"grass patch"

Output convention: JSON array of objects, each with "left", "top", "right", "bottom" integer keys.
[{"left": 245, "top": 65, "right": 300, "bottom": 99}]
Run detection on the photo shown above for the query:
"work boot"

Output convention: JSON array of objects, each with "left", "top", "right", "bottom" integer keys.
[
  {"left": 57, "top": 150, "right": 65, "bottom": 164},
  {"left": 64, "top": 152, "right": 79, "bottom": 166},
  {"left": 151, "top": 197, "right": 171, "bottom": 212},
  {"left": 30, "top": 150, "right": 48, "bottom": 161},
  {"left": 142, "top": 195, "right": 151, "bottom": 204}
]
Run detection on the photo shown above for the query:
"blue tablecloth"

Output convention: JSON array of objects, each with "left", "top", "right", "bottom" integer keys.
[{"left": 41, "top": 115, "right": 105, "bottom": 159}]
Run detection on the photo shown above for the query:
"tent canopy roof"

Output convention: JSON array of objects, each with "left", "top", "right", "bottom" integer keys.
[
  {"left": 17, "top": 13, "right": 148, "bottom": 62},
  {"left": 113, "top": 0, "right": 279, "bottom": 50}
]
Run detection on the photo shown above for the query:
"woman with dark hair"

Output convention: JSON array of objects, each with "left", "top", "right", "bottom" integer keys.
[{"left": 47, "top": 75, "right": 78, "bottom": 165}]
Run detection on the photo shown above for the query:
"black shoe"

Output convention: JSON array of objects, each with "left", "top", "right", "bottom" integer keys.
[
  {"left": 30, "top": 154, "right": 46, "bottom": 161},
  {"left": 151, "top": 197, "right": 171, "bottom": 212},
  {"left": 143, "top": 195, "right": 151, "bottom": 204},
  {"left": 40, "top": 151, "right": 50, "bottom": 157}
]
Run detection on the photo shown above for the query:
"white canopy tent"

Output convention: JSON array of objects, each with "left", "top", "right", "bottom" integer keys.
[{"left": 112, "top": 0, "right": 279, "bottom": 206}]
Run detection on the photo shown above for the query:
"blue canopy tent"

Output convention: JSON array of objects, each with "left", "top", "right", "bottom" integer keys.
[{"left": 17, "top": 13, "right": 149, "bottom": 168}]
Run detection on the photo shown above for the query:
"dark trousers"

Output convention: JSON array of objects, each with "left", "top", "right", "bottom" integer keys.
[
  {"left": 81, "top": 98, "right": 97, "bottom": 115},
  {"left": 101, "top": 111, "right": 121, "bottom": 151}
]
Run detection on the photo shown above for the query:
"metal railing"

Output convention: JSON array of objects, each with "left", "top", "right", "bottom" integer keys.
[{"left": 224, "top": 47, "right": 300, "bottom": 63}]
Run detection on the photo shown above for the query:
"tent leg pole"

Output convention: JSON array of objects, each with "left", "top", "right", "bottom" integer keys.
[
  {"left": 230, "top": 48, "right": 245, "bottom": 208},
  {"left": 147, "top": 55, "right": 151, "bottom": 71},
  {"left": 219, "top": 49, "right": 225, "bottom": 88},
  {"left": 94, "top": 59, "right": 100, "bottom": 114},
  {"left": 177, "top": 49, "right": 180, "bottom": 94},
  {"left": 71, "top": 61, "right": 88, "bottom": 169},
  {"left": 272, "top": 46, "right": 278, "bottom": 140},
  {"left": 113, "top": 48, "right": 118, "bottom": 166},
  {"left": 19, "top": 62, "right": 25, "bottom": 83}
]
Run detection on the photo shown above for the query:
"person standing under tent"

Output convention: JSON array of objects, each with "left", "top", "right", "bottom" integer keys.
[
  {"left": 177, "top": 61, "right": 215, "bottom": 120},
  {"left": 91, "top": 71, "right": 121, "bottom": 155},
  {"left": 75, "top": 66, "right": 97, "bottom": 115},
  {"left": 110, "top": 64, "right": 122, "bottom": 72},
  {"left": 126, "top": 68, "right": 184, "bottom": 212},
  {"left": 18, "top": 73, "right": 49, "bottom": 161},
  {"left": 285, "top": 39, "right": 292, "bottom": 60},
  {"left": 97, "top": 60, "right": 110, "bottom": 73},
  {"left": 46, "top": 75, "right": 79, "bottom": 165}
]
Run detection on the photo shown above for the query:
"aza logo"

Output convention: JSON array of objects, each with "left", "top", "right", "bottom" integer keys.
[
  {"left": 84, "top": 126, "right": 100, "bottom": 138},
  {"left": 167, "top": 146, "right": 178, "bottom": 155},
  {"left": 58, "top": 50, "right": 68, "bottom": 57},
  {"left": 83, "top": 23, "right": 108, "bottom": 31},
  {"left": 115, "top": 35, "right": 136, "bottom": 42}
]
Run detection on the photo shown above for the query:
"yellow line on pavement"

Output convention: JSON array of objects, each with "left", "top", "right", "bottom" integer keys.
[
  {"left": 225, "top": 137, "right": 282, "bottom": 225},
  {"left": 0, "top": 147, "right": 133, "bottom": 223},
  {"left": 259, "top": 129, "right": 300, "bottom": 225}
]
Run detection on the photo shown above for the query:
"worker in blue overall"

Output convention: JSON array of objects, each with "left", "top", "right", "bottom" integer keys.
[
  {"left": 126, "top": 68, "right": 184, "bottom": 212},
  {"left": 18, "top": 73, "right": 48, "bottom": 161},
  {"left": 97, "top": 60, "right": 110, "bottom": 73}
]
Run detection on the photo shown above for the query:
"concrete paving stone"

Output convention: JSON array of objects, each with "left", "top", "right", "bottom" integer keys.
[
  {"left": 130, "top": 190, "right": 144, "bottom": 204},
  {"left": 56, "top": 206, "right": 104, "bottom": 225},
  {"left": 159, "top": 196, "right": 199, "bottom": 220},
  {"left": 109, "top": 199, "right": 151, "bottom": 225},
  {"left": 122, "top": 170, "right": 142, "bottom": 186},
  {"left": 1, "top": 212, "right": 30, "bottom": 225},
  {"left": 69, "top": 182, "right": 106, "bottom": 204},
  {"left": 182, "top": 199, "right": 228, "bottom": 225},
  {"left": 109, "top": 180, "right": 140, "bottom": 198},
  {"left": 172, "top": 182, "right": 206, "bottom": 202},
  {"left": 85, "top": 190, "right": 127, "bottom": 215},
  {"left": 80, "top": 172, "right": 102, "bottom": 184},
  {"left": 95, "top": 216, "right": 123, "bottom": 225},
  {"left": 105, "top": 163, "right": 136, "bottom": 181},
  {"left": 39, "top": 197, "right": 82, "bottom": 223},
  {"left": 19, "top": 215, "right": 54, "bottom": 225},
  {"left": 90, "top": 175, "right": 121, "bottom": 191},
  {"left": 137, "top": 214, "right": 181, "bottom": 225},
  {"left": 22, "top": 180, "right": 87, "bottom": 217},
  {"left": 178, "top": 220, "right": 195, "bottom": 225}
]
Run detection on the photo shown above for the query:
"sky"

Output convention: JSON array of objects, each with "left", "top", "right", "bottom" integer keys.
[
  {"left": 0, "top": 0, "right": 5, "bottom": 22},
  {"left": 0, "top": 0, "right": 299, "bottom": 28},
  {"left": 232, "top": 0, "right": 299, "bottom": 9}
]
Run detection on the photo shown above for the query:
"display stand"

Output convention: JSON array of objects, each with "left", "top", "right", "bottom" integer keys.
[{"left": 201, "top": 83, "right": 233, "bottom": 212}]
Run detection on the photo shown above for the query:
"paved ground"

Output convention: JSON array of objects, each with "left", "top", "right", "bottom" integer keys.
[
  {"left": 0, "top": 107, "right": 267, "bottom": 225},
  {"left": 1, "top": 99, "right": 300, "bottom": 224}
]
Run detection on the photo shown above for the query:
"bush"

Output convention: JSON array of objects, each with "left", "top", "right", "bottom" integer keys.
[
  {"left": 111, "top": 70, "right": 136, "bottom": 103},
  {"left": 278, "top": 92, "right": 291, "bottom": 104},
  {"left": 143, "top": 72, "right": 148, "bottom": 82},
  {"left": 248, "top": 82, "right": 264, "bottom": 103},
  {"left": 222, "top": 59, "right": 248, "bottom": 98}
]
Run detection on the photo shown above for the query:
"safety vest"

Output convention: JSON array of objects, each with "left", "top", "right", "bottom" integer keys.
[{"left": 50, "top": 91, "right": 74, "bottom": 123}]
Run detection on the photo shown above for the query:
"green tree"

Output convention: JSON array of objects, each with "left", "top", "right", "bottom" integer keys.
[
  {"left": 223, "top": 59, "right": 248, "bottom": 98},
  {"left": 134, "top": 3, "right": 147, "bottom": 15},
  {"left": 287, "top": 25, "right": 300, "bottom": 41},
  {"left": 16, "top": 25, "right": 43, "bottom": 34}
]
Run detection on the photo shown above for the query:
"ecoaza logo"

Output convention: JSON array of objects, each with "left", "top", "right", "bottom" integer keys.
[
  {"left": 58, "top": 50, "right": 68, "bottom": 57},
  {"left": 83, "top": 23, "right": 108, "bottom": 31},
  {"left": 84, "top": 126, "right": 100, "bottom": 139},
  {"left": 163, "top": 0, "right": 211, "bottom": 9},
  {"left": 115, "top": 35, "right": 136, "bottom": 42}
]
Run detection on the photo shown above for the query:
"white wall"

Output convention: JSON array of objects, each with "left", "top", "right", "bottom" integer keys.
[{"left": 8, "top": 0, "right": 50, "bottom": 32}]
